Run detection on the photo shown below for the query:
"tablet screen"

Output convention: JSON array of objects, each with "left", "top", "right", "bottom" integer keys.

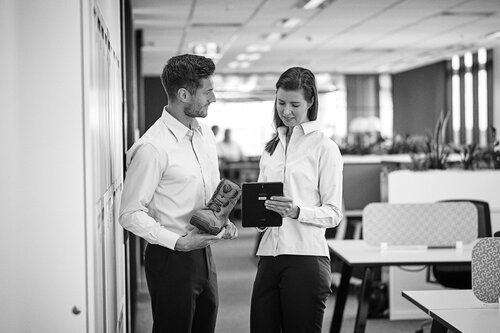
[{"left": 241, "top": 182, "right": 283, "bottom": 228}]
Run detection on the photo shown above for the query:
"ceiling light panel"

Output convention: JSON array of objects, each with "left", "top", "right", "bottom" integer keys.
[
  {"left": 486, "top": 30, "right": 500, "bottom": 40},
  {"left": 276, "top": 18, "right": 302, "bottom": 28},
  {"left": 302, "top": 0, "right": 327, "bottom": 10}
]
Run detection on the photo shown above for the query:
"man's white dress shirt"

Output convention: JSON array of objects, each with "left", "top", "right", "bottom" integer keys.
[
  {"left": 256, "top": 121, "right": 343, "bottom": 257},
  {"left": 119, "top": 109, "right": 220, "bottom": 250}
]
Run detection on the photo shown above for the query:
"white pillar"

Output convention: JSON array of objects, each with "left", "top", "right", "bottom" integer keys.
[{"left": 493, "top": 45, "right": 500, "bottom": 135}]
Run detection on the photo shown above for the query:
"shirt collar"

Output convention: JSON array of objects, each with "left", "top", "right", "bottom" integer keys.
[
  {"left": 160, "top": 107, "right": 203, "bottom": 142},
  {"left": 301, "top": 120, "right": 320, "bottom": 134},
  {"left": 277, "top": 120, "right": 320, "bottom": 138}
]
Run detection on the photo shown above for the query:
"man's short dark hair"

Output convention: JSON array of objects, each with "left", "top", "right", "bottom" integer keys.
[{"left": 161, "top": 54, "right": 215, "bottom": 101}]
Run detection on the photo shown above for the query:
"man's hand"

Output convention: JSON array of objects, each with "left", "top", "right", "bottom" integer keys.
[
  {"left": 174, "top": 227, "right": 225, "bottom": 252},
  {"left": 222, "top": 221, "right": 238, "bottom": 240}
]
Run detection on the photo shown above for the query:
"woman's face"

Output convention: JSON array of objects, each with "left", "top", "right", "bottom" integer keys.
[{"left": 276, "top": 88, "right": 313, "bottom": 128}]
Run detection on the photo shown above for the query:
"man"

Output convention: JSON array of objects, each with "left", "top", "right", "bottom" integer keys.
[
  {"left": 119, "top": 54, "right": 238, "bottom": 333},
  {"left": 216, "top": 128, "right": 245, "bottom": 162}
]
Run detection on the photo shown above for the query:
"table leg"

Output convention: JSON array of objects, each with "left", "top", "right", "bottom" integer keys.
[
  {"left": 430, "top": 319, "right": 447, "bottom": 333},
  {"left": 330, "top": 261, "right": 353, "bottom": 333},
  {"left": 354, "top": 266, "right": 373, "bottom": 333}
]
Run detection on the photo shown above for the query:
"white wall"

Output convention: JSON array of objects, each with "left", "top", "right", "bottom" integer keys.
[
  {"left": 0, "top": 0, "right": 87, "bottom": 331},
  {"left": 0, "top": 0, "right": 125, "bottom": 332},
  {"left": 494, "top": 45, "right": 500, "bottom": 135}
]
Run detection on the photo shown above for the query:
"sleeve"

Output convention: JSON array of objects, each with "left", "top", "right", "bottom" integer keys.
[
  {"left": 297, "top": 142, "right": 344, "bottom": 228},
  {"left": 255, "top": 153, "right": 268, "bottom": 232},
  {"left": 257, "top": 153, "right": 266, "bottom": 182},
  {"left": 119, "top": 143, "right": 180, "bottom": 249}
]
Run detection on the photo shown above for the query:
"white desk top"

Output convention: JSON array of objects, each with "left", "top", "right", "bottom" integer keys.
[
  {"left": 402, "top": 290, "right": 496, "bottom": 314},
  {"left": 431, "top": 308, "right": 500, "bottom": 333},
  {"left": 403, "top": 289, "right": 500, "bottom": 333},
  {"left": 327, "top": 240, "right": 474, "bottom": 266}
]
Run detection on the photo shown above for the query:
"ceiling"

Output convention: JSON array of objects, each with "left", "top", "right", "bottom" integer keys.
[{"left": 132, "top": 0, "right": 500, "bottom": 78}]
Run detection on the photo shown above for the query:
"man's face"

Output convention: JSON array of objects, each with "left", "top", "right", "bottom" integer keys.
[{"left": 184, "top": 77, "right": 216, "bottom": 118}]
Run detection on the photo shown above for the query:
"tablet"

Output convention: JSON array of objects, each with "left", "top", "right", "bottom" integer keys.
[{"left": 241, "top": 182, "right": 283, "bottom": 228}]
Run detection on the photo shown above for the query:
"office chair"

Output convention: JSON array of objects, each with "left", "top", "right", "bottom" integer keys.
[
  {"left": 416, "top": 199, "right": 492, "bottom": 333},
  {"left": 431, "top": 199, "right": 492, "bottom": 289}
]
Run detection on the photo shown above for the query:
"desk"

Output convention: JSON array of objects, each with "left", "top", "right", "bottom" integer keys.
[
  {"left": 402, "top": 290, "right": 500, "bottom": 333},
  {"left": 327, "top": 240, "right": 474, "bottom": 333}
]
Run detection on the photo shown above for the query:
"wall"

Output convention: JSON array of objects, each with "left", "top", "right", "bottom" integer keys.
[
  {"left": 0, "top": 1, "right": 87, "bottom": 331},
  {"left": 494, "top": 45, "right": 500, "bottom": 133},
  {"left": 82, "top": 1, "right": 126, "bottom": 332},
  {"left": 392, "top": 62, "right": 447, "bottom": 136},
  {"left": 145, "top": 76, "right": 168, "bottom": 131},
  {"left": 342, "top": 156, "right": 382, "bottom": 210},
  {"left": 0, "top": 0, "right": 126, "bottom": 332}
]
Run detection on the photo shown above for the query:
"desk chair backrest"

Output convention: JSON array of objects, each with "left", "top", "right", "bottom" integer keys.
[
  {"left": 439, "top": 199, "right": 492, "bottom": 237},
  {"left": 363, "top": 202, "right": 477, "bottom": 246},
  {"left": 431, "top": 200, "right": 492, "bottom": 290},
  {"left": 472, "top": 238, "right": 500, "bottom": 303}
]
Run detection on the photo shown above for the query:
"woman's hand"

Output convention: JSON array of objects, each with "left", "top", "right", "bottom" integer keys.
[{"left": 265, "top": 196, "right": 300, "bottom": 219}]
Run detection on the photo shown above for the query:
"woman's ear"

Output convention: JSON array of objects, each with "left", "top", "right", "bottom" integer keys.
[{"left": 308, "top": 96, "right": 314, "bottom": 109}]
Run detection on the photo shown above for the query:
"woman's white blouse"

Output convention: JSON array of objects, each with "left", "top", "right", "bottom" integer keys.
[{"left": 256, "top": 120, "right": 343, "bottom": 257}]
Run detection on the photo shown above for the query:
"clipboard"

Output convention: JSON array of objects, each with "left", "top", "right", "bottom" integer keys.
[{"left": 241, "top": 182, "right": 283, "bottom": 228}]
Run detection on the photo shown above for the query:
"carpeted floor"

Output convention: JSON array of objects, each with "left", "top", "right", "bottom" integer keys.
[{"left": 134, "top": 223, "right": 430, "bottom": 333}]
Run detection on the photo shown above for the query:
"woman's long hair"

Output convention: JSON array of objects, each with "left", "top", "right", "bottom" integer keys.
[{"left": 264, "top": 67, "right": 318, "bottom": 155}]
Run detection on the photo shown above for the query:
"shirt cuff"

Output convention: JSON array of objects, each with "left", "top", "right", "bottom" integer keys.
[
  {"left": 157, "top": 228, "right": 181, "bottom": 250},
  {"left": 294, "top": 206, "right": 301, "bottom": 219},
  {"left": 297, "top": 206, "right": 314, "bottom": 222}
]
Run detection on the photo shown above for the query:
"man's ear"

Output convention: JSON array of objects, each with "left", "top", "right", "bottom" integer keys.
[{"left": 177, "top": 88, "right": 190, "bottom": 102}]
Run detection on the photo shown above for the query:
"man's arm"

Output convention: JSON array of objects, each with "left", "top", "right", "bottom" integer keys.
[{"left": 119, "top": 143, "right": 180, "bottom": 249}]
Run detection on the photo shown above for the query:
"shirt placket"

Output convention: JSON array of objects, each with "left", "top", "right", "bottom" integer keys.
[
  {"left": 275, "top": 132, "right": 290, "bottom": 255},
  {"left": 191, "top": 130, "right": 210, "bottom": 205}
]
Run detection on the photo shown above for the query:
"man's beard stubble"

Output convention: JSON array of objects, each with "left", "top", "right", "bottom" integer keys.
[{"left": 184, "top": 102, "right": 208, "bottom": 118}]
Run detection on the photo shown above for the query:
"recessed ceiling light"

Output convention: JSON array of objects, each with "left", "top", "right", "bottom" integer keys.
[
  {"left": 263, "top": 32, "right": 284, "bottom": 42},
  {"left": 246, "top": 44, "right": 271, "bottom": 52},
  {"left": 188, "top": 42, "right": 222, "bottom": 59},
  {"left": 486, "top": 30, "right": 500, "bottom": 40},
  {"left": 236, "top": 53, "right": 248, "bottom": 61},
  {"left": 302, "top": 0, "right": 327, "bottom": 10},
  {"left": 246, "top": 53, "right": 261, "bottom": 61},
  {"left": 276, "top": 18, "right": 302, "bottom": 29}
]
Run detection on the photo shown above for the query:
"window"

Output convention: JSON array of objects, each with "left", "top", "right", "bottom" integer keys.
[{"left": 448, "top": 48, "right": 492, "bottom": 146}]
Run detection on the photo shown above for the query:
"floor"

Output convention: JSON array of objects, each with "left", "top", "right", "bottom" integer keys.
[{"left": 134, "top": 224, "right": 429, "bottom": 333}]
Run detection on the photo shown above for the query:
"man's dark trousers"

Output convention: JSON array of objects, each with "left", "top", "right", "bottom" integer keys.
[{"left": 145, "top": 243, "right": 218, "bottom": 333}]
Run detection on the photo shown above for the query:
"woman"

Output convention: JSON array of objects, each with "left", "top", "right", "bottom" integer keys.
[{"left": 250, "top": 67, "right": 344, "bottom": 333}]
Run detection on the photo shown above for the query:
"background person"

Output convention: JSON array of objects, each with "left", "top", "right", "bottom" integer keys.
[
  {"left": 250, "top": 67, "right": 344, "bottom": 333},
  {"left": 211, "top": 124, "right": 220, "bottom": 139},
  {"left": 119, "top": 54, "right": 238, "bottom": 333},
  {"left": 216, "top": 128, "right": 245, "bottom": 162}
]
